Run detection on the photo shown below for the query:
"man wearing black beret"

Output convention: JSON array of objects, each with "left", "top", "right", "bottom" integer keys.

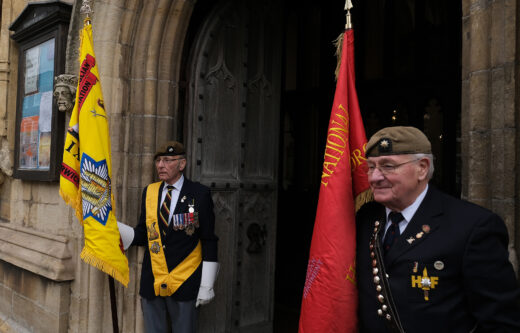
[
  {"left": 356, "top": 126, "right": 520, "bottom": 332},
  {"left": 118, "top": 141, "right": 218, "bottom": 332}
]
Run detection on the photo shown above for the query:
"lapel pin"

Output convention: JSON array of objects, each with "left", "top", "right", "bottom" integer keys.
[
  {"left": 181, "top": 195, "right": 186, "bottom": 203},
  {"left": 434, "top": 260, "right": 444, "bottom": 270},
  {"left": 416, "top": 232, "right": 424, "bottom": 239},
  {"left": 406, "top": 237, "right": 415, "bottom": 244},
  {"left": 422, "top": 224, "right": 431, "bottom": 233}
]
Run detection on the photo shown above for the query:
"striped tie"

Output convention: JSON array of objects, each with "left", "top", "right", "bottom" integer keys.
[{"left": 160, "top": 185, "right": 174, "bottom": 227}]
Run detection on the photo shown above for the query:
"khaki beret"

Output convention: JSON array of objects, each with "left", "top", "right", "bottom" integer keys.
[
  {"left": 366, "top": 126, "right": 431, "bottom": 157},
  {"left": 154, "top": 141, "right": 185, "bottom": 159}
]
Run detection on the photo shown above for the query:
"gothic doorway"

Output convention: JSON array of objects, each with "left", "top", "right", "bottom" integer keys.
[{"left": 183, "top": 0, "right": 461, "bottom": 332}]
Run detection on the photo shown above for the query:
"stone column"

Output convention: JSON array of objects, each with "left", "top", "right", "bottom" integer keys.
[{"left": 461, "top": 0, "right": 518, "bottom": 271}]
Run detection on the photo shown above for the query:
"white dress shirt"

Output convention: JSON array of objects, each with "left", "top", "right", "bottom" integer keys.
[{"left": 383, "top": 184, "right": 429, "bottom": 237}]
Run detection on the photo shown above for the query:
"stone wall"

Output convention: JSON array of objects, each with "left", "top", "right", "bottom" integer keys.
[
  {"left": 461, "top": 0, "right": 519, "bottom": 270},
  {"left": 0, "top": 261, "right": 70, "bottom": 333}
]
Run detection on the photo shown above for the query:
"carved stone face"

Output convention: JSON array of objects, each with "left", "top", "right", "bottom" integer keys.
[{"left": 53, "top": 85, "right": 74, "bottom": 112}]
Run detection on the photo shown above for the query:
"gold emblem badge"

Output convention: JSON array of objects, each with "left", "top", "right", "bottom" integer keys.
[
  {"left": 147, "top": 222, "right": 159, "bottom": 240},
  {"left": 150, "top": 242, "right": 161, "bottom": 254},
  {"left": 411, "top": 267, "right": 439, "bottom": 301}
]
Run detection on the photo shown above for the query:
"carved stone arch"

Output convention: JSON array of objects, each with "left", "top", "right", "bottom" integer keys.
[{"left": 125, "top": 0, "right": 196, "bottom": 188}]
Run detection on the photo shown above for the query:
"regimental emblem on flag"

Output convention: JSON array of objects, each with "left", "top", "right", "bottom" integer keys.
[{"left": 81, "top": 154, "right": 112, "bottom": 225}]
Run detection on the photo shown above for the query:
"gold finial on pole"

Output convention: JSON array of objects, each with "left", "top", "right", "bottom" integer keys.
[
  {"left": 345, "top": 0, "right": 353, "bottom": 30},
  {"left": 80, "top": 0, "right": 93, "bottom": 25}
]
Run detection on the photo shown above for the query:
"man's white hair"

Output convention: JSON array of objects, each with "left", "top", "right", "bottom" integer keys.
[{"left": 414, "top": 153, "right": 434, "bottom": 180}]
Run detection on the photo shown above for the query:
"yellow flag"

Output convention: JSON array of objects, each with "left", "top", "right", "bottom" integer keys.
[{"left": 59, "top": 21, "right": 129, "bottom": 286}]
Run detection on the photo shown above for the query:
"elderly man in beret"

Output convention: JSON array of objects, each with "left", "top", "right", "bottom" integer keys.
[
  {"left": 118, "top": 141, "right": 218, "bottom": 332},
  {"left": 356, "top": 126, "right": 520, "bottom": 332}
]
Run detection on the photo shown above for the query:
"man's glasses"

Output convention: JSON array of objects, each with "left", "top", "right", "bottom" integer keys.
[
  {"left": 155, "top": 157, "right": 184, "bottom": 165},
  {"left": 366, "top": 159, "right": 420, "bottom": 175}
]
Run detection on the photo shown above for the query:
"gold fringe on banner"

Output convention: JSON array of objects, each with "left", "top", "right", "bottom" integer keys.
[
  {"left": 59, "top": 188, "right": 84, "bottom": 225},
  {"left": 81, "top": 247, "right": 130, "bottom": 287},
  {"left": 355, "top": 189, "right": 373, "bottom": 213},
  {"left": 333, "top": 31, "right": 345, "bottom": 81}
]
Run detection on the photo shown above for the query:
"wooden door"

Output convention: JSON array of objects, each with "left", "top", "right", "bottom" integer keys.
[{"left": 186, "top": 0, "right": 282, "bottom": 331}]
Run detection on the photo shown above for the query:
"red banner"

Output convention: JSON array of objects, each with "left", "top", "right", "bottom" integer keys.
[{"left": 299, "top": 28, "right": 370, "bottom": 332}]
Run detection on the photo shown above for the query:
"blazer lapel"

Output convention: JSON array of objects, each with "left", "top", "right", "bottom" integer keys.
[
  {"left": 174, "top": 179, "right": 190, "bottom": 214},
  {"left": 384, "top": 187, "right": 443, "bottom": 267}
]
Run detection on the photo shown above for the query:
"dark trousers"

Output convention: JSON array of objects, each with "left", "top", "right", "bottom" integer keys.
[{"left": 141, "top": 297, "right": 197, "bottom": 333}]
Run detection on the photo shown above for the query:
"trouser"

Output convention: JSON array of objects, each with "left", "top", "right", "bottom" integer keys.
[{"left": 141, "top": 297, "right": 197, "bottom": 333}]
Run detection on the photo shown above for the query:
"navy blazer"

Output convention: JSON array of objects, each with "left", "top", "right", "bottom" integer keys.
[
  {"left": 356, "top": 186, "right": 520, "bottom": 332},
  {"left": 132, "top": 178, "right": 218, "bottom": 300}
]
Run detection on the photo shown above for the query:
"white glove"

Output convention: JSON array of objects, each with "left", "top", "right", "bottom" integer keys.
[
  {"left": 117, "top": 221, "right": 135, "bottom": 250},
  {"left": 196, "top": 261, "right": 219, "bottom": 307}
]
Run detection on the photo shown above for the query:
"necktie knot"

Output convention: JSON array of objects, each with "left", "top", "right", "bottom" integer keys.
[
  {"left": 388, "top": 211, "right": 404, "bottom": 225},
  {"left": 383, "top": 212, "right": 404, "bottom": 254},
  {"left": 166, "top": 185, "right": 174, "bottom": 191}
]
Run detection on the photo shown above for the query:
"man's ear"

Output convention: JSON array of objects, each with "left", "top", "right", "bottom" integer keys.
[
  {"left": 179, "top": 158, "right": 187, "bottom": 171},
  {"left": 417, "top": 158, "right": 430, "bottom": 181}
]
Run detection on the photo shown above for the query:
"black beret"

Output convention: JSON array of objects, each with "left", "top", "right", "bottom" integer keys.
[{"left": 154, "top": 141, "right": 185, "bottom": 159}]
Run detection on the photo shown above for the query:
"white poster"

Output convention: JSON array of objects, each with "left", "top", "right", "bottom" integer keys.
[
  {"left": 38, "top": 91, "right": 53, "bottom": 132},
  {"left": 25, "top": 46, "right": 40, "bottom": 94}
]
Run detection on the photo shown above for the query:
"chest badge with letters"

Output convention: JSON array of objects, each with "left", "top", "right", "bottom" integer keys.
[{"left": 411, "top": 267, "right": 438, "bottom": 301}]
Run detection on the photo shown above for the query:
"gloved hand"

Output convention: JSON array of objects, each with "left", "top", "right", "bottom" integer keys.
[
  {"left": 196, "top": 261, "right": 219, "bottom": 307},
  {"left": 117, "top": 221, "right": 135, "bottom": 250}
]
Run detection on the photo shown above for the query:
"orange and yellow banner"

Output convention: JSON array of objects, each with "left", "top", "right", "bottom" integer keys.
[{"left": 59, "top": 21, "right": 129, "bottom": 287}]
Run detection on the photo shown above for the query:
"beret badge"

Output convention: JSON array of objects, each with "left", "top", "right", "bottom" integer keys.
[
  {"left": 168, "top": 146, "right": 174, "bottom": 153},
  {"left": 378, "top": 138, "right": 392, "bottom": 153}
]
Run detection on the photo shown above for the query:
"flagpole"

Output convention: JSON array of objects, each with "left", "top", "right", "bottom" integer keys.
[
  {"left": 345, "top": 0, "right": 353, "bottom": 29},
  {"left": 79, "top": 1, "right": 120, "bottom": 332}
]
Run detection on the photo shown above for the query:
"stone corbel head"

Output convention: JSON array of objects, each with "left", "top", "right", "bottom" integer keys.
[{"left": 53, "top": 74, "right": 78, "bottom": 113}]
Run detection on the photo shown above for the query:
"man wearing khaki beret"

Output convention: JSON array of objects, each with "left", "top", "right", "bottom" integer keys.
[
  {"left": 356, "top": 126, "right": 520, "bottom": 332},
  {"left": 118, "top": 141, "right": 219, "bottom": 332}
]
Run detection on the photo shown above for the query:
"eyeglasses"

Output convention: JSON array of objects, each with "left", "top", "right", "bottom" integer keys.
[
  {"left": 366, "top": 159, "right": 420, "bottom": 175},
  {"left": 155, "top": 157, "right": 184, "bottom": 164}
]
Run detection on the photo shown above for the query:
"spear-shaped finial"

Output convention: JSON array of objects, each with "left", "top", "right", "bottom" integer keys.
[
  {"left": 345, "top": 0, "right": 353, "bottom": 29},
  {"left": 80, "top": 0, "right": 93, "bottom": 25}
]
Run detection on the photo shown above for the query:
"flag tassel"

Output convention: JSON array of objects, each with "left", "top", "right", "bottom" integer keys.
[
  {"left": 334, "top": 32, "right": 344, "bottom": 81},
  {"left": 355, "top": 189, "right": 373, "bottom": 213},
  {"left": 59, "top": 188, "right": 83, "bottom": 224},
  {"left": 81, "top": 247, "right": 130, "bottom": 287}
]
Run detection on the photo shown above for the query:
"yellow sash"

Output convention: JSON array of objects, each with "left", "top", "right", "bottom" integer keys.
[{"left": 146, "top": 182, "right": 202, "bottom": 297}]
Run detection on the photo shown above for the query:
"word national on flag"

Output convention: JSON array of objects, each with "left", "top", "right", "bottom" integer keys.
[
  {"left": 298, "top": 24, "right": 371, "bottom": 333},
  {"left": 59, "top": 19, "right": 129, "bottom": 287}
]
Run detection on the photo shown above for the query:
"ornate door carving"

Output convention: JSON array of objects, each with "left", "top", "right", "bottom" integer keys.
[{"left": 186, "top": 0, "right": 282, "bottom": 331}]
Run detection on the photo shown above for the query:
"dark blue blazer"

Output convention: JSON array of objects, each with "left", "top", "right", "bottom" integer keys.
[
  {"left": 132, "top": 178, "right": 218, "bottom": 300},
  {"left": 356, "top": 186, "right": 520, "bottom": 332}
]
